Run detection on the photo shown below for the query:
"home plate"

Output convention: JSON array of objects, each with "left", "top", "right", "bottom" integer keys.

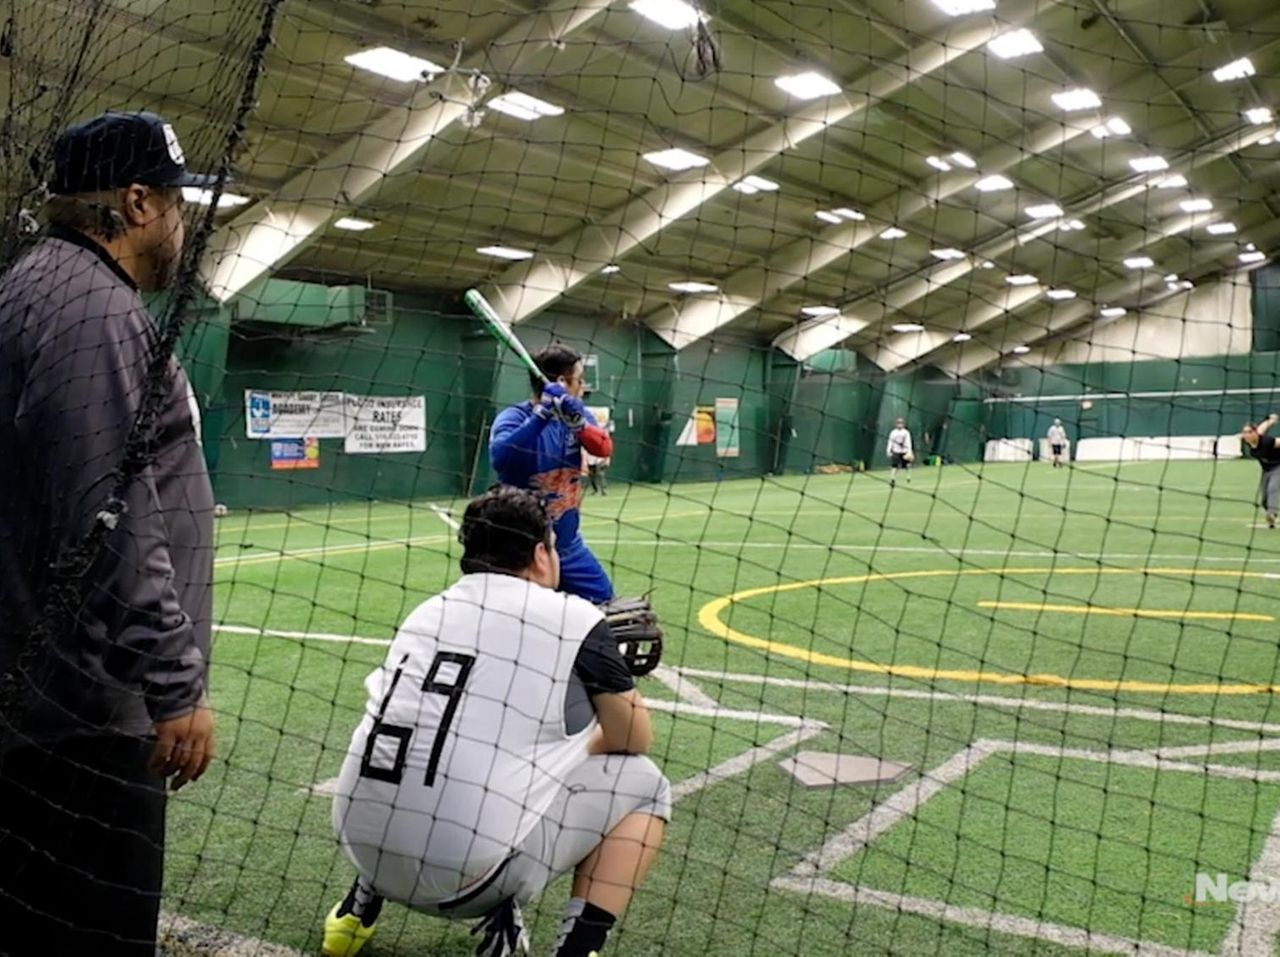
[{"left": 779, "top": 751, "right": 913, "bottom": 788}]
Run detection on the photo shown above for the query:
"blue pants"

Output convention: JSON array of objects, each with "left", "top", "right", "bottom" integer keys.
[{"left": 558, "top": 537, "right": 613, "bottom": 603}]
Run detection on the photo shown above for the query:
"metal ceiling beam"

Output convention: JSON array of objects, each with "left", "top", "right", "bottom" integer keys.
[
  {"left": 651, "top": 118, "right": 1081, "bottom": 351},
  {"left": 477, "top": 10, "right": 1032, "bottom": 327},
  {"left": 199, "top": 1, "right": 613, "bottom": 303},
  {"left": 778, "top": 121, "right": 1273, "bottom": 362}
]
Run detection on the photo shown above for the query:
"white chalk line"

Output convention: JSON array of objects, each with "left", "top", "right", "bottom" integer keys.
[
  {"left": 674, "top": 667, "right": 1280, "bottom": 737},
  {"left": 158, "top": 912, "right": 308, "bottom": 957},
  {"left": 777, "top": 737, "right": 1280, "bottom": 957},
  {"left": 429, "top": 504, "right": 460, "bottom": 530},
  {"left": 671, "top": 722, "right": 827, "bottom": 802}
]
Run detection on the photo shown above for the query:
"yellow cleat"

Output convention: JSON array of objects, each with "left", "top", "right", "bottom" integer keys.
[{"left": 323, "top": 901, "right": 377, "bottom": 957}]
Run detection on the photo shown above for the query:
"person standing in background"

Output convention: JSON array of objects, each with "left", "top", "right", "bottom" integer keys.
[
  {"left": 1047, "top": 418, "right": 1069, "bottom": 467},
  {"left": 887, "top": 417, "right": 914, "bottom": 486},
  {"left": 0, "top": 111, "right": 217, "bottom": 956}
]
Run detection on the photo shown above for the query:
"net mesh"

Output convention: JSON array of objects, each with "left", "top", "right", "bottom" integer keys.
[{"left": 2, "top": 1, "right": 1280, "bottom": 955}]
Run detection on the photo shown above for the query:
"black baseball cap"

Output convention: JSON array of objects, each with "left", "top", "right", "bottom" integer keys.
[{"left": 50, "top": 111, "right": 220, "bottom": 195}]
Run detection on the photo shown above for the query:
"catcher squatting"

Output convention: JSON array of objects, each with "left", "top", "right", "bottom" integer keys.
[{"left": 324, "top": 345, "right": 667, "bottom": 957}]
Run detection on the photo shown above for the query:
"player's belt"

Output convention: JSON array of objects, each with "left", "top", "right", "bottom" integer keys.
[{"left": 436, "top": 853, "right": 515, "bottom": 912}]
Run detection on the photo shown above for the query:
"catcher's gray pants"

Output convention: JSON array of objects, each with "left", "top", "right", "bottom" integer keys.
[
  {"left": 1260, "top": 469, "right": 1280, "bottom": 515},
  {"left": 421, "top": 754, "right": 671, "bottom": 918}
]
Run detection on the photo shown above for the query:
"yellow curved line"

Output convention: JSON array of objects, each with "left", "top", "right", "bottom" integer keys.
[{"left": 697, "top": 566, "right": 1280, "bottom": 695}]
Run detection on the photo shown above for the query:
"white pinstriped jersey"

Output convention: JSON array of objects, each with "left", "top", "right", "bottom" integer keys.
[{"left": 333, "top": 572, "right": 603, "bottom": 903}]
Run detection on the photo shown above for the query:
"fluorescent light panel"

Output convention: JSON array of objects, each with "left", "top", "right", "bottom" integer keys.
[
  {"left": 344, "top": 47, "right": 442, "bottom": 82},
  {"left": 732, "top": 175, "right": 779, "bottom": 194},
  {"left": 949, "top": 152, "right": 977, "bottom": 169},
  {"left": 1026, "top": 203, "right": 1064, "bottom": 219},
  {"left": 477, "top": 245, "right": 534, "bottom": 260},
  {"left": 1206, "top": 222, "right": 1237, "bottom": 235},
  {"left": 880, "top": 227, "right": 907, "bottom": 240},
  {"left": 1180, "top": 198, "right": 1213, "bottom": 213},
  {"left": 1155, "top": 174, "right": 1188, "bottom": 189},
  {"left": 1052, "top": 88, "right": 1102, "bottom": 112},
  {"left": 1100, "top": 307, "right": 1127, "bottom": 318},
  {"left": 892, "top": 322, "right": 926, "bottom": 333},
  {"left": 952, "top": 332, "right": 973, "bottom": 342},
  {"left": 987, "top": 29, "right": 1043, "bottom": 59},
  {"left": 1005, "top": 274, "right": 1038, "bottom": 286},
  {"left": 629, "top": 0, "right": 704, "bottom": 29},
  {"left": 1130, "top": 156, "right": 1169, "bottom": 173},
  {"left": 926, "top": 156, "right": 952, "bottom": 172},
  {"left": 1011, "top": 345, "right": 1031, "bottom": 354},
  {"left": 1045, "top": 289, "right": 1077, "bottom": 300},
  {"left": 333, "top": 216, "right": 376, "bottom": 231},
  {"left": 643, "top": 147, "right": 710, "bottom": 171},
  {"left": 601, "top": 264, "right": 622, "bottom": 274},
  {"left": 1124, "top": 256, "right": 1155, "bottom": 269},
  {"left": 801, "top": 305, "right": 840, "bottom": 318},
  {"left": 1214, "top": 57, "right": 1256, "bottom": 83},
  {"left": 930, "top": 248, "right": 966, "bottom": 260},
  {"left": 1245, "top": 107, "right": 1274, "bottom": 125},
  {"left": 775, "top": 71, "right": 841, "bottom": 99},
  {"left": 488, "top": 91, "right": 564, "bottom": 121},
  {"left": 669, "top": 280, "right": 719, "bottom": 293},
  {"left": 930, "top": 0, "right": 996, "bottom": 14},
  {"left": 1241, "top": 250, "right": 1267, "bottom": 264},
  {"left": 975, "top": 174, "right": 1014, "bottom": 192},
  {"left": 182, "top": 187, "right": 250, "bottom": 208}
]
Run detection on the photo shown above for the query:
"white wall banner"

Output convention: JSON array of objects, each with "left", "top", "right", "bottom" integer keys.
[
  {"left": 344, "top": 395, "right": 426, "bottom": 454},
  {"left": 245, "top": 390, "right": 348, "bottom": 438}
]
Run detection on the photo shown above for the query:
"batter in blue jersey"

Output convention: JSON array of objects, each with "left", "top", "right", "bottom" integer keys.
[{"left": 490, "top": 343, "right": 615, "bottom": 602}]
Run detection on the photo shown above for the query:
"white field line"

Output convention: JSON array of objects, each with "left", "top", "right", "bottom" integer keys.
[
  {"left": 429, "top": 504, "right": 460, "bottom": 530},
  {"left": 214, "top": 624, "right": 391, "bottom": 648},
  {"left": 790, "top": 742, "right": 996, "bottom": 878},
  {"left": 588, "top": 538, "right": 1280, "bottom": 564},
  {"left": 1005, "top": 740, "right": 1280, "bottom": 784},
  {"left": 675, "top": 667, "right": 1280, "bottom": 737},
  {"left": 646, "top": 698, "right": 817, "bottom": 729},
  {"left": 158, "top": 912, "right": 308, "bottom": 957},
  {"left": 767, "top": 878, "right": 1213, "bottom": 957},
  {"left": 1221, "top": 805, "right": 1280, "bottom": 956},
  {"left": 1154, "top": 738, "right": 1280, "bottom": 761},
  {"left": 671, "top": 721, "right": 827, "bottom": 802},
  {"left": 214, "top": 534, "right": 450, "bottom": 567},
  {"left": 649, "top": 665, "right": 721, "bottom": 709}
]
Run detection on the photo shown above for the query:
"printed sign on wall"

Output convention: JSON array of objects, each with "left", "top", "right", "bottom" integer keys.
[
  {"left": 246, "top": 390, "right": 347, "bottom": 439},
  {"left": 270, "top": 437, "right": 320, "bottom": 470},
  {"left": 714, "top": 397, "right": 740, "bottom": 458},
  {"left": 344, "top": 395, "right": 427, "bottom": 454}
]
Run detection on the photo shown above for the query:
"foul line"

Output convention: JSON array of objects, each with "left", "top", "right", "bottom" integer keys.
[
  {"left": 214, "top": 624, "right": 391, "bottom": 647},
  {"left": 698, "top": 567, "right": 1280, "bottom": 694},
  {"left": 671, "top": 722, "right": 827, "bottom": 802},
  {"left": 215, "top": 534, "right": 450, "bottom": 568},
  {"left": 977, "top": 600, "right": 1275, "bottom": 623}
]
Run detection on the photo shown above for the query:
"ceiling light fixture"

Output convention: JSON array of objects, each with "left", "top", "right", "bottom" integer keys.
[
  {"left": 1026, "top": 203, "right": 1065, "bottom": 219},
  {"left": 601, "top": 264, "right": 622, "bottom": 274},
  {"left": 1052, "top": 88, "right": 1102, "bottom": 112},
  {"left": 1011, "top": 345, "right": 1031, "bottom": 354},
  {"left": 975, "top": 174, "right": 1014, "bottom": 192},
  {"left": 1005, "top": 274, "right": 1038, "bottom": 286},
  {"left": 732, "top": 175, "right": 779, "bottom": 194},
  {"left": 1046, "top": 289, "right": 1077, "bottom": 301},
  {"left": 952, "top": 332, "right": 973, "bottom": 342},
  {"left": 1100, "top": 307, "right": 1127, "bottom": 318},
  {"left": 987, "top": 29, "right": 1043, "bottom": 59},
  {"left": 926, "top": 156, "right": 952, "bottom": 172},
  {"left": 1206, "top": 222, "right": 1238, "bottom": 235},
  {"left": 1245, "top": 107, "right": 1274, "bottom": 125},
  {"left": 182, "top": 187, "right": 250, "bottom": 208},
  {"left": 1124, "top": 256, "right": 1155, "bottom": 270},
  {"left": 669, "top": 280, "right": 720, "bottom": 293},
  {"left": 880, "top": 227, "right": 908, "bottom": 240},
  {"left": 477, "top": 245, "right": 535, "bottom": 260},
  {"left": 629, "top": 0, "right": 705, "bottom": 29},
  {"left": 930, "top": 248, "right": 966, "bottom": 260},
  {"left": 1213, "top": 57, "right": 1256, "bottom": 83},
  {"left": 344, "top": 47, "right": 443, "bottom": 82},
  {"left": 949, "top": 152, "right": 977, "bottom": 169},
  {"left": 930, "top": 0, "right": 996, "bottom": 14},
  {"left": 643, "top": 147, "right": 711, "bottom": 171},
  {"left": 775, "top": 71, "right": 841, "bottom": 99},
  {"left": 1240, "top": 250, "right": 1267, "bottom": 264},
  {"left": 892, "top": 322, "right": 926, "bottom": 333},
  {"left": 333, "top": 216, "right": 376, "bottom": 231},
  {"left": 1129, "top": 156, "right": 1169, "bottom": 173},
  {"left": 1179, "top": 198, "right": 1213, "bottom": 213},
  {"left": 801, "top": 305, "right": 840, "bottom": 318},
  {"left": 1154, "top": 174, "right": 1188, "bottom": 189},
  {"left": 487, "top": 91, "right": 565, "bottom": 121}
]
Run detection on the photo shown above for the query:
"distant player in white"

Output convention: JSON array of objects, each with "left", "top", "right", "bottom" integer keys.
[
  {"left": 324, "top": 487, "right": 670, "bottom": 957},
  {"left": 1047, "top": 418, "right": 1068, "bottom": 468},
  {"left": 887, "top": 417, "right": 914, "bottom": 485}
]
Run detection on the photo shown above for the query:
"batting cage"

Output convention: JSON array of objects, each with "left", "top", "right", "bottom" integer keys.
[{"left": 3, "top": 2, "right": 1280, "bottom": 956}]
